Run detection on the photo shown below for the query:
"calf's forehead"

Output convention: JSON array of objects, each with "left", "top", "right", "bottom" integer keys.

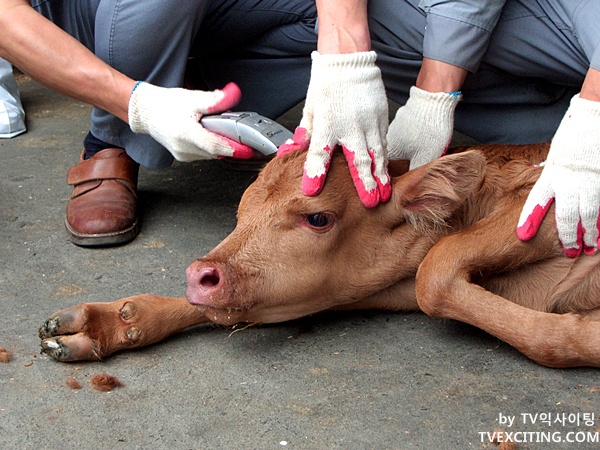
[{"left": 241, "top": 152, "right": 357, "bottom": 212}]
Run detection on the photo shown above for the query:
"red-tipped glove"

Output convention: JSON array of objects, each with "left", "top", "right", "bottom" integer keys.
[
  {"left": 278, "top": 51, "right": 391, "bottom": 208},
  {"left": 129, "top": 81, "right": 254, "bottom": 161},
  {"left": 517, "top": 94, "right": 600, "bottom": 257}
]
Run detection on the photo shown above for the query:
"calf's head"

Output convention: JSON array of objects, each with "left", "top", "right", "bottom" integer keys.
[{"left": 186, "top": 149, "right": 486, "bottom": 325}]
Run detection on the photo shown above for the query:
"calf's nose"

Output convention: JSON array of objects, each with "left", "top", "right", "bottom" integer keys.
[
  {"left": 186, "top": 263, "right": 224, "bottom": 306},
  {"left": 197, "top": 267, "right": 221, "bottom": 289}
]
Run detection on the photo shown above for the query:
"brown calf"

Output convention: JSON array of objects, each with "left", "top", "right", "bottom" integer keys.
[{"left": 39, "top": 143, "right": 600, "bottom": 367}]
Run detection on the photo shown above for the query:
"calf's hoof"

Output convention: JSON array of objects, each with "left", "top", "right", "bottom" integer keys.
[{"left": 39, "top": 301, "right": 141, "bottom": 362}]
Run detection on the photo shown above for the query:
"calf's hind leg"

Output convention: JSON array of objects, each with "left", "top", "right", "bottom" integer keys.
[
  {"left": 39, "top": 295, "right": 208, "bottom": 362},
  {"left": 415, "top": 206, "right": 600, "bottom": 368}
]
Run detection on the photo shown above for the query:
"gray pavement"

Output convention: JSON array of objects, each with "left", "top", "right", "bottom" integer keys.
[{"left": 1, "top": 75, "right": 599, "bottom": 450}]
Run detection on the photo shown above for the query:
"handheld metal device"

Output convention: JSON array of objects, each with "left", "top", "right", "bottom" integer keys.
[{"left": 200, "top": 111, "right": 293, "bottom": 156}]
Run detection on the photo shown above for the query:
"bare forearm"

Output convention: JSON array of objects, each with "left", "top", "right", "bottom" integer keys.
[
  {"left": 580, "top": 67, "right": 600, "bottom": 102},
  {"left": 0, "top": 0, "right": 134, "bottom": 122},
  {"left": 316, "top": 0, "right": 371, "bottom": 54},
  {"left": 416, "top": 58, "right": 468, "bottom": 93}
]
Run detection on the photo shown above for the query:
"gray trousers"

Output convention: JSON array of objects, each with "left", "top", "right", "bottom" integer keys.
[{"left": 33, "top": 0, "right": 598, "bottom": 168}]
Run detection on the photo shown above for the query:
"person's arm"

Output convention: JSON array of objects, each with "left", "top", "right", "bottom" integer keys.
[
  {"left": 387, "top": 1, "right": 505, "bottom": 167},
  {"left": 0, "top": 0, "right": 254, "bottom": 160},
  {"left": 416, "top": 58, "right": 467, "bottom": 93},
  {"left": 386, "top": 59, "right": 469, "bottom": 168},
  {"left": 315, "top": 0, "right": 370, "bottom": 54},
  {"left": 279, "top": 0, "right": 391, "bottom": 208},
  {"left": 0, "top": 0, "right": 134, "bottom": 122},
  {"left": 580, "top": 67, "right": 600, "bottom": 101},
  {"left": 518, "top": 66, "right": 600, "bottom": 256}
]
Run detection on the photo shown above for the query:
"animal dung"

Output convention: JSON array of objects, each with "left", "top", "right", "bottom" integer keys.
[
  {"left": 90, "top": 373, "right": 124, "bottom": 391},
  {"left": 0, "top": 347, "right": 13, "bottom": 363}
]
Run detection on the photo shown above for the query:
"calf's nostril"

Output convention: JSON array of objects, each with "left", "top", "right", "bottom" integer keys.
[{"left": 198, "top": 268, "right": 220, "bottom": 289}]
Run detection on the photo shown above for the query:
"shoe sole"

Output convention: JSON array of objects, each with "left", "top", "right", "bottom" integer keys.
[{"left": 65, "top": 218, "right": 140, "bottom": 247}]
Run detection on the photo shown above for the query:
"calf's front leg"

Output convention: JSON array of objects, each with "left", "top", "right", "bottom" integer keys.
[{"left": 39, "top": 295, "right": 208, "bottom": 362}]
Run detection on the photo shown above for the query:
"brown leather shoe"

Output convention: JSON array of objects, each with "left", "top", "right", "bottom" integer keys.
[{"left": 65, "top": 148, "right": 139, "bottom": 246}]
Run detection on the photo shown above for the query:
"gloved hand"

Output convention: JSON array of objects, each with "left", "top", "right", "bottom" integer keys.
[
  {"left": 128, "top": 81, "right": 254, "bottom": 161},
  {"left": 278, "top": 51, "right": 391, "bottom": 208},
  {"left": 387, "top": 86, "right": 461, "bottom": 169},
  {"left": 517, "top": 94, "right": 600, "bottom": 257}
]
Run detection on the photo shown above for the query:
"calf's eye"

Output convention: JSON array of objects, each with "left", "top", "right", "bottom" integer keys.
[{"left": 305, "top": 213, "right": 334, "bottom": 231}]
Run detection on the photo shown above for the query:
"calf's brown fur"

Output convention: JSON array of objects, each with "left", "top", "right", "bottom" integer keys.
[{"left": 39, "top": 143, "right": 600, "bottom": 367}]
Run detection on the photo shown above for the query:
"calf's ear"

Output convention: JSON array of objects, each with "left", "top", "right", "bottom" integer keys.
[{"left": 390, "top": 150, "right": 487, "bottom": 232}]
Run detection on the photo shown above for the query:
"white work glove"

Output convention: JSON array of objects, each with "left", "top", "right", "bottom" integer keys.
[
  {"left": 387, "top": 86, "right": 461, "bottom": 169},
  {"left": 128, "top": 81, "right": 254, "bottom": 161},
  {"left": 517, "top": 94, "right": 600, "bottom": 257},
  {"left": 278, "top": 51, "right": 391, "bottom": 208}
]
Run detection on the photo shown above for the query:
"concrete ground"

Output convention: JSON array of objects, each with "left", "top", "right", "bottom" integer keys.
[{"left": 1, "top": 74, "right": 599, "bottom": 450}]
